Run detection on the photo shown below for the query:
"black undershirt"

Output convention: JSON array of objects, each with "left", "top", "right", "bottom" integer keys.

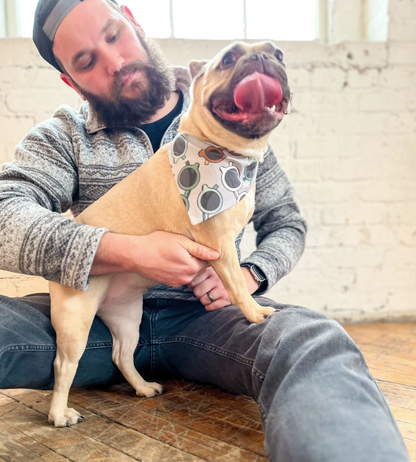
[{"left": 139, "top": 91, "right": 183, "bottom": 152}]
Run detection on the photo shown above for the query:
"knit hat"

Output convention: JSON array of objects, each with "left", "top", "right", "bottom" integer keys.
[{"left": 32, "top": 0, "right": 118, "bottom": 72}]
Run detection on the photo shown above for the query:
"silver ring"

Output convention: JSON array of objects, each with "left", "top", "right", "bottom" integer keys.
[{"left": 207, "top": 291, "right": 215, "bottom": 303}]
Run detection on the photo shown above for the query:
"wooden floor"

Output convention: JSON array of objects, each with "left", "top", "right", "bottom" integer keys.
[{"left": 1, "top": 322, "right": 416, "bottom": 461}]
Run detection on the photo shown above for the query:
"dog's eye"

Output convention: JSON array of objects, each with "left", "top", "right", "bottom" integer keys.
[
  {"left": 222, "top": 52, "right": 237, "bottom": 68},
  {"left": 275, "top": 50, "right": 284, "bottom": 62}
]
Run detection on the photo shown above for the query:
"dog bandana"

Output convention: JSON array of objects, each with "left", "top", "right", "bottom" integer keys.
[{"left": 168, "top": 133, "right": 258, "bottom": 225}]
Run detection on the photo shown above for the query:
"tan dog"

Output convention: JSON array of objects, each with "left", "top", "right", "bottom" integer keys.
[{"left": 48, "top": 41, "right": 290, "bottom": 427}]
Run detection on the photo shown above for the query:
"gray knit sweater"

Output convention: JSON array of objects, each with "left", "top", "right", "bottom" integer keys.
[{"left": 0, "top": 67, "right": 307, "bottom": 300}]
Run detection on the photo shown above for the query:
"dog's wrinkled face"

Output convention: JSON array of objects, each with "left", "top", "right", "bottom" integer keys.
[{"left": 190, "top": 42, "right": 290, "bottom": 140}]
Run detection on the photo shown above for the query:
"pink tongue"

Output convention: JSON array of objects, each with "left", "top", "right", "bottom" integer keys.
[{"left": 234, "top": 72, "right": 283, "bottom": 113}]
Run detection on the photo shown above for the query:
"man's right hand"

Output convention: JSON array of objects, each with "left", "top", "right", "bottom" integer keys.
[{"left": 91, "top": 231, "right": 219, "bottom": 288}]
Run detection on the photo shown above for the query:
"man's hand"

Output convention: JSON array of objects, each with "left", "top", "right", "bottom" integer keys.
[
  {"left": 188, "top": 266, "right": 260, "bottom": 311},
  {"left": 91, "top": 231, "right": 219, "bottom": 287}
]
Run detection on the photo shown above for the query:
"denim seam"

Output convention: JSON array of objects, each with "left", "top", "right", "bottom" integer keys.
[
  {"left": 154, "top": 336, "right": 256, "bottom": 367},
  {"left": 0, "top": 341, "right": 113, "bottom": 359},
  {"left": 150, "top": 310, "right": 158, "bottom": 375},
  {"left": 252, "top": 366, "right": 266, "bottom": 382}
]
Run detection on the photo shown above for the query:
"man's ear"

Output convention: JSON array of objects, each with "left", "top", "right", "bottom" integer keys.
[
  {"left": 189, "top": 60, "right": 209, "bottom": 79},
  {"left": 60, "top": 74, "right": 86, "bottom": 101},
  {"left": 121, "top": 5, "right": 145, "bottom": 36}
]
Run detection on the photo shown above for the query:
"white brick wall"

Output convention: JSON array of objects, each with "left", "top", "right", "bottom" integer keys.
[{"left": 0, "top": 0, "right": 415, "bottom": 322}]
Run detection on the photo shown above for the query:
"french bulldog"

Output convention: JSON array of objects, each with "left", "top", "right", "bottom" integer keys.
[{"left": 48, "top": 41, "right": 290, "bottom": 427}]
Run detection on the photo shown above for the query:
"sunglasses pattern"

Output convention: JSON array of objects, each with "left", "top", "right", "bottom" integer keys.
[{"left": 169, "top": 133, "right": 258, "bottom": 225}]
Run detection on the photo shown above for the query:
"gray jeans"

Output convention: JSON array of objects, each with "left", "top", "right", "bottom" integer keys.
[{"left": 0, "top": 294, "right": 410, "bottom": 462}]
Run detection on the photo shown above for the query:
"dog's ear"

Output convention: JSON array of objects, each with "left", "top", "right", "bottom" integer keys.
[{"left": 189, "top": 60, "right": 209, "bottom": 79}]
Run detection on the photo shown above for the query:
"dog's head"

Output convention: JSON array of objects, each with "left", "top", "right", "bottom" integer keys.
[{"left": 183, "top": 42, "right": 290, "bottom": 158}]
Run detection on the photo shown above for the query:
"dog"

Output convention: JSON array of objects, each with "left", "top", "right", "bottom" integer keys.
[{"left": 47, "top": 41, "right": 290, "bottom": 427}]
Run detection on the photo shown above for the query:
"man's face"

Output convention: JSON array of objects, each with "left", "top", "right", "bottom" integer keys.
[{"left": 52, "top": 0, "right": 174, "bottom": 126}]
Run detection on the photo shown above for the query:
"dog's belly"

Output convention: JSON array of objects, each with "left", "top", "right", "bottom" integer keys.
[{"left": 99, "top": 273, "right": 154, "bottom": 309}]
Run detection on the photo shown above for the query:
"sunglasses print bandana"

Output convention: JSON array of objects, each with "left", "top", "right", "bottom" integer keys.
[{"left": 168, "top": 133, "right": 258, "bottom": 225}]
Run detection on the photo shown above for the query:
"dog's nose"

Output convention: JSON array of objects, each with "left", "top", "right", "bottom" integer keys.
[{"left": 248, "top": 52, "right": 270, "bottom": 62}]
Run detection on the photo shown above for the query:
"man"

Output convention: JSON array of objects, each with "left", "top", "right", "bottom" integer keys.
[{"left": 0, "top": 0, "right": 410, "bottom": 460}]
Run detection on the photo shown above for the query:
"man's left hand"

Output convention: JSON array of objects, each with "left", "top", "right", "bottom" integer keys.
[{"left": 188, "top": 266, "right": 260, "bottom": 311}]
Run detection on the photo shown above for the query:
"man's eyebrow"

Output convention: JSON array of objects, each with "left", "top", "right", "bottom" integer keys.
[
  {"left": 71, "top": 19, "right": 116, "bottom": 67},
  {"left": 101, "top": 18, "right": 115, "bottom": 35},
  {"left": 72, "top": 49, "right": 88, "bottom": 67}
]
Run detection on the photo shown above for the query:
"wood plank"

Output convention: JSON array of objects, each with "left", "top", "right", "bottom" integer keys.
[
  {"left": 2, "top": 393, "right": 208, "bottom": 462},
  {"left": 5, "top": 390, "right": 266, "bottom": 462},
  {"left": 0, "top": 394, "right": 15, "bottom": 407},
  {"left": 67, "top": 381, "right": 266, "bottom": 456},
  {"left": 378, "top": 380, "right": 416, "bottom": 401},
  {"left": 0, "top": 420, "right": 69, "bottom": 462},
  {"left": 0, "top": 401, "right": 149, "bottom": 462}
]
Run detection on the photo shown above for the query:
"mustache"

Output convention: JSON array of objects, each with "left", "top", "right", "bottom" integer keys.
[{"left": 112, "top": 61, "right": 153, "bottom": 98}]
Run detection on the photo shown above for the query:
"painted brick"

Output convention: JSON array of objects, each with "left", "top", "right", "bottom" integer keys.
[
  {"left": 294, "top": 92, "right": 357, "bottom": 114},
  {"left": 389, "top": 43, "right": 416, "bottom": 65},
  {"left": 285, "top": 160, "right": 321, "bottom": 182},
  {"left": 379, "top": 67, "right": 416, "bottom": 88},
  {"left": 347, "top": 69, "right": 379, "bottom": 88},
  {"left": 386, "top": 291, "right": 416, "bottom": 313},
  {"left": 359, "top": 181, "right": 416, "bottom": 202},
  {"left": 357, "top": 267, "right": 415, "bottom": 291},
  {"left": 384, "top": 247, "right": 416, "bottom": 267},
  {"left": 386, "top": 204, "right": 416, "bottom": 225},
  {"left": 389, "top": 20, "right": 416, "bottom": 42},
  {"left": 6, "top": 88, "right": 80, "bottom": 116},
  {"left": 310, "top": 68, "right": 347, "bottom": 92},
  {"left": 296, "top": 183, "right": 357, "bottom": 204},
  {"left": 287, "top": 68, "right": 311, "bottom": 88},
  {"left": 320, "top": 159, "right": 376, "bottom": 181},
  {"left": 321, "top": 204, "right": 386, "bottom": 225},
  {"left": 0, "top": 116, "right": 36, "bottom": 142},
  {"left": 359, "top": 89, "right": 416, "bottom": 112},
  {"left": 393, "top": 226, "right": 416, "bottom": 246},
  {"left": 316, "top": 113, "right": 387, "bottom": 136},
  {"left": 307, "top": 226, "right": 369, "bottom": 248}
]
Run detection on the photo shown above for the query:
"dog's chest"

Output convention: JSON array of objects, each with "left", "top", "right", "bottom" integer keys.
[{"left": 100, "top": 273, "right": 153, "bottom": 308}]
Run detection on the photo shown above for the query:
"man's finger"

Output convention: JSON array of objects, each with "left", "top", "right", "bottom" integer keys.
[
  {"left": 183, "top": 239, "right": 219, "bottom": 261},
  {"left": 188, "top": 268, "right": 211, "bottom": 290},
  {"left": 206, "top": 299, "right": 230, "bottom": 311}
]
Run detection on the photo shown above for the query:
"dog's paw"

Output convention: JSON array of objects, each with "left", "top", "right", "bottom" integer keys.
[
  {"left": 135, "top": 381, "right": 164, "bottom": 398},
  {"left": 248, "top": 306, "right": 276, "bottom": 324},
  {"left": 48, "top": 407, "right": 85, "bottom": 427}
]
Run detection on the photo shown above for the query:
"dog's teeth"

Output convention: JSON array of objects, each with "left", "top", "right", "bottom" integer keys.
[{"left": 271, "top": 105, "right": 276, "bottom": 112}]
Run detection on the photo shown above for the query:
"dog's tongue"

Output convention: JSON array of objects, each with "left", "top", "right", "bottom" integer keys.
[{"left": 234, "top": 72, "right": 282, "bottom": 113}]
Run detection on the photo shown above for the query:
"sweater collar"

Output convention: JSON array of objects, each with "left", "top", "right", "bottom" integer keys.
[{"left": 82, "top": 66, "right": 192, "bottom": 135}]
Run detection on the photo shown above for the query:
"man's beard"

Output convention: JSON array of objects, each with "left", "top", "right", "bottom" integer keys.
[{"left": 79, "top": 36, "right": 176, "bottom": 128}]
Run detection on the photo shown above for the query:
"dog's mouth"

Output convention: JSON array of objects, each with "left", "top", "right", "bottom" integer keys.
[{"left": 210, "top": 72, "right": 289, "bottom": 138}]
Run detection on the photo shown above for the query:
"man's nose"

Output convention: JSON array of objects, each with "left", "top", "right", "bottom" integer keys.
[{"left": 103, "top": 49, "right": 125, "bottom": 75}]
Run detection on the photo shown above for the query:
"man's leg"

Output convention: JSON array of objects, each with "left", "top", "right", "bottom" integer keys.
[
  {"left": 147, "top": 297, "right": 410, "bottom": 462},
  {"left": 0, "top": 294, "right": 410, "bottom": 461},
  {"left": 0, "top": 293, "right": 139, "bottom": 389}
]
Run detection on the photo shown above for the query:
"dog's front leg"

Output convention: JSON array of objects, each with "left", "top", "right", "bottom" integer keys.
[
  {"left": 209, "top": 241, "right": 275, "bottom": 323},
  {"left": 48, "top": 276, "right": 109, "bottom": 427}
]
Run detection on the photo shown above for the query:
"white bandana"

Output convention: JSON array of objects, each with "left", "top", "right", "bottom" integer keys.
[{"left": 168, "top": 133, "right": 258, "bottom": 225}]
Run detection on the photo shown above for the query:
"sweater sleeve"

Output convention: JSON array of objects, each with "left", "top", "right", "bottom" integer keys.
[
  {"left": 241, "top": 145, "right": 307, "bottom": 294},
  {"left": 0, "top": 117, "right": 108, "bottom": 291}
]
